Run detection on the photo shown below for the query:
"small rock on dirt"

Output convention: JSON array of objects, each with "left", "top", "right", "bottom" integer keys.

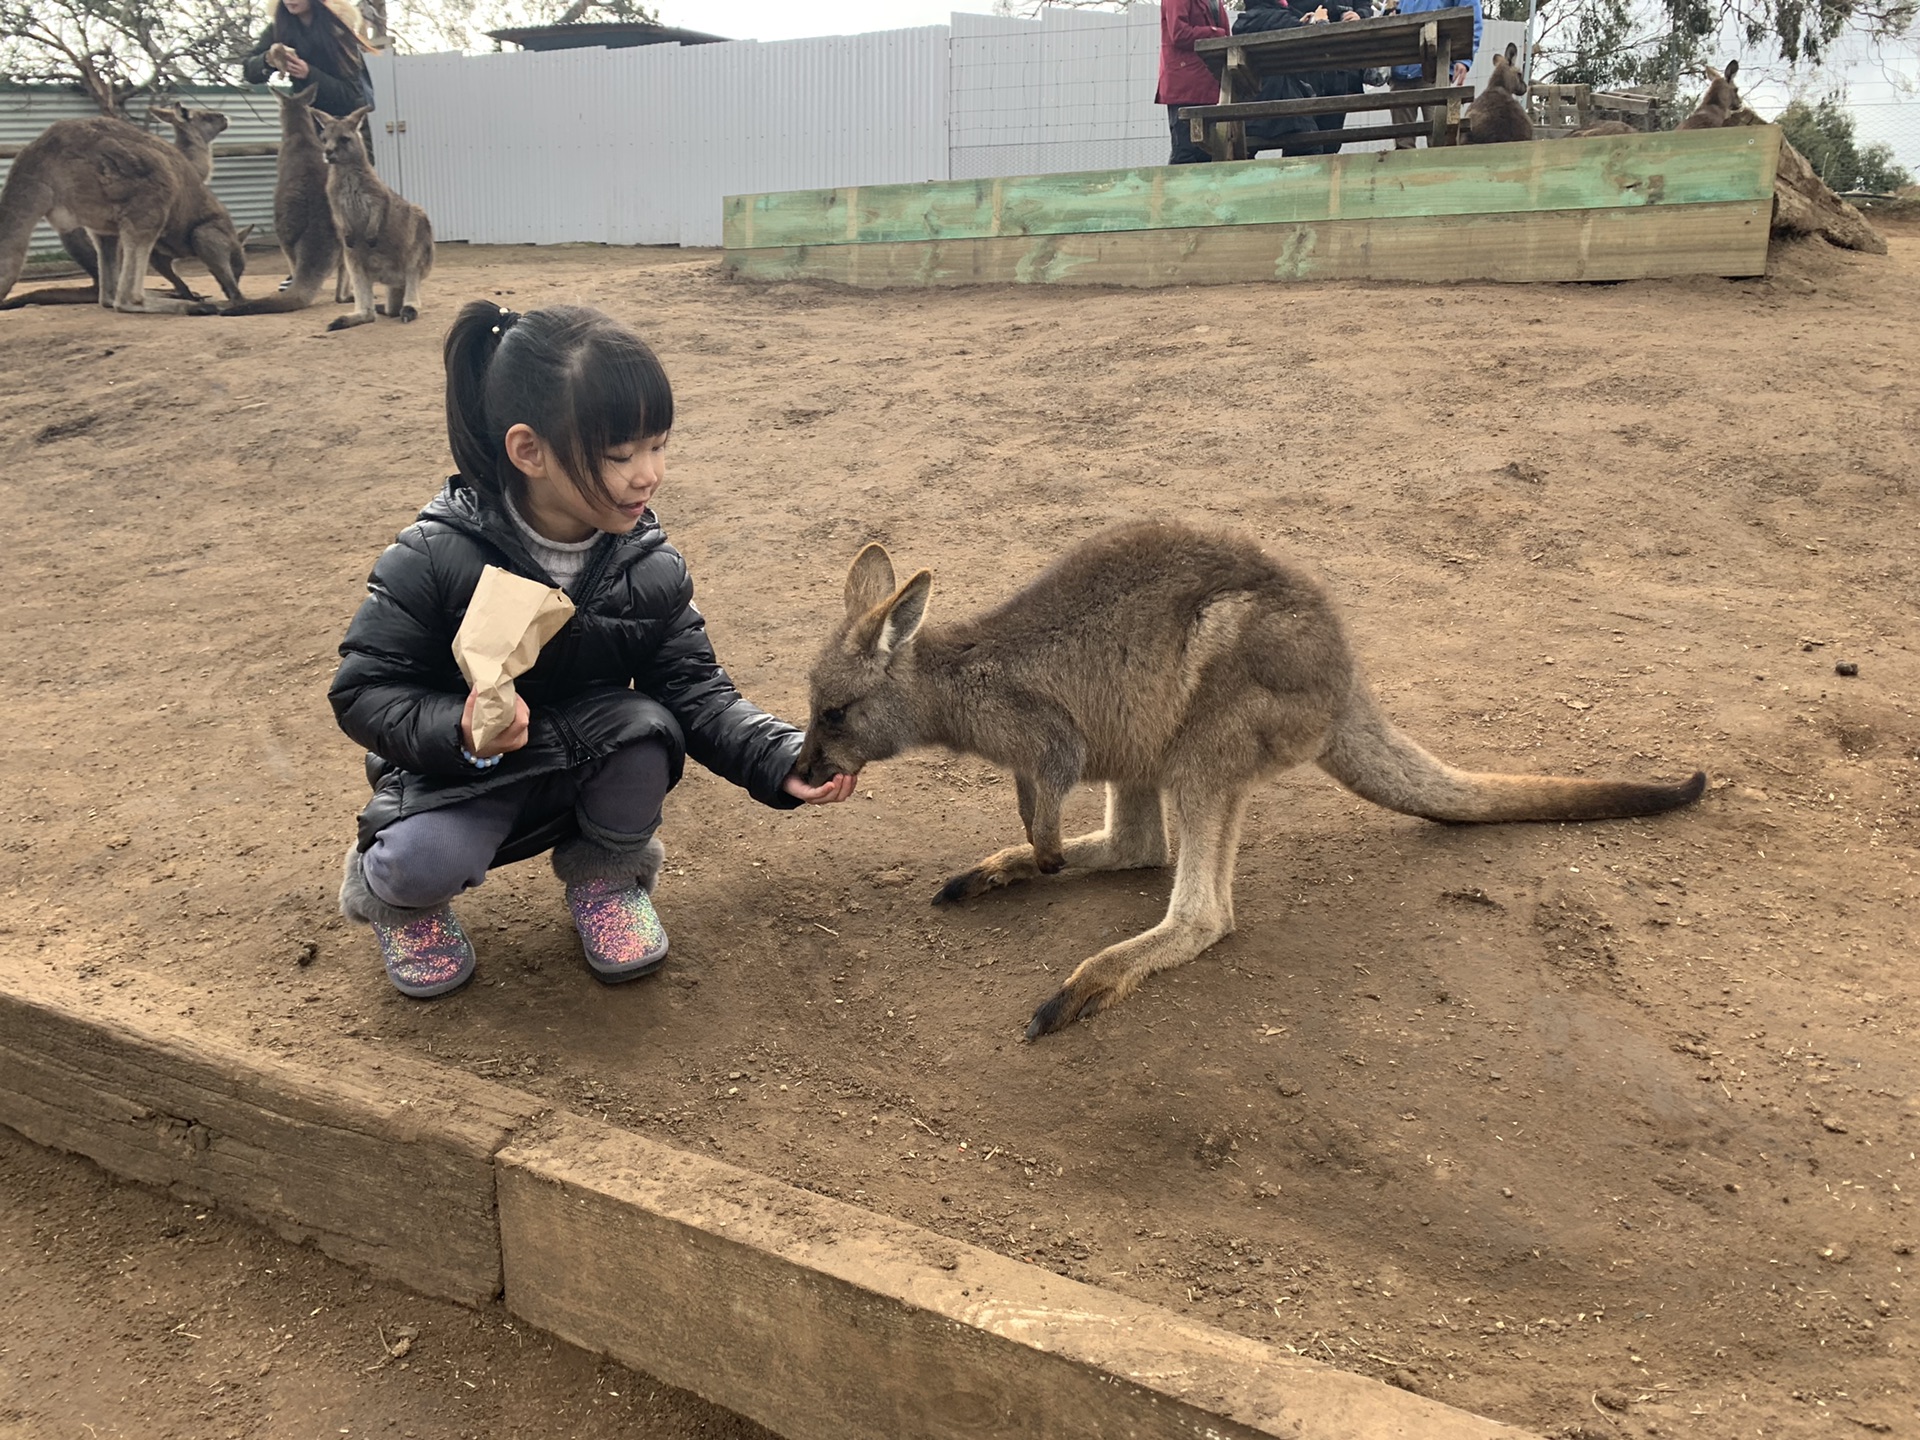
[
  {"left": 1277, "top": 1081, "right": 1305, "bottom": 1097},
  {"left": 295, "top": 939, "right": 319, "bottom": 967},
  {"left": 1819, "top": 1244, "right": 1851, "bottom": 1264},
  {"left": 1594, "top": 1388, "right": 1632, "bottom": 1412},
  {"left": 1821, "top": 1116, "right": 1849, "bottom": 1133},
  {"left": 1835, "top": 661, "right": 1859, "bottom": 676}
]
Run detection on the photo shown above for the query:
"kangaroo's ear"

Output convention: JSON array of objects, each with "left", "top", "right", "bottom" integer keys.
[
  {"left": 845, "top": 543, "right": 897, "bottom": 618},
  {"left": 1703, "top": 65, "right": 1723, "bottom": 83},
  {"left": 1505, "top": 41, "right": 1517, "bottom": 62},
  {"left": 344, "top": 105, "right": 374, "bottom": 127},
  {"left": 876, "top": 571, "right": 932, "bottom": 658},
  {"left": 1724, "top": 59, "right": 1738, "bottom": 81},
  {"left": 235, "top": 224, "right": 255, "bottom": 246}
]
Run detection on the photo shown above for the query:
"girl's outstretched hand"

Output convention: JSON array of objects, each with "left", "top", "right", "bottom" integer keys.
[
  {"left": 784, "top": 770, "right": 857, "bottom": 805},
  {"left": 461, "top": 689, "right": 530, "bottom": 759}
]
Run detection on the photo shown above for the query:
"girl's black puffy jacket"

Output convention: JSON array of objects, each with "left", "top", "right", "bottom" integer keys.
[{"left": 330, "top": 480, "right": 803, "bottom": 853}]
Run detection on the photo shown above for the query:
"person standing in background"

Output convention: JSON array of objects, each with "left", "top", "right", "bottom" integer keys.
[
  {"left": 1387, "top": 0, "right": 1480, "bottom": 147},
  {"left": 243, "top": 0, "right": 378, "bottom": 121},
  {"left": 1158, "top": 0, "right": 1231, "bottom": 164}
]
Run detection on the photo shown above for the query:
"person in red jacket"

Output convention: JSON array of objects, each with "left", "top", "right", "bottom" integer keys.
[{"left": 1158, "top": 0, "right": 1231, "bottom": 164}]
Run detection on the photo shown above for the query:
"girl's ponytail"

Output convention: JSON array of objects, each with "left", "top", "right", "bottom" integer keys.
[{"left": 443, "top": 300, "right": 517, "bottom": 498}]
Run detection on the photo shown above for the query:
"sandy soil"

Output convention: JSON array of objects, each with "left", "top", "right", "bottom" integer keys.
[
  {"left": 0, "top": 1127, "right": 771, "bottom": 1439},
  {"left": 2, "top": 230, "right": 1917, "bottom": 1439}
]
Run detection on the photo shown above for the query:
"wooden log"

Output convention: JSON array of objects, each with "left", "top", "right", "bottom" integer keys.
[
  {"left": 0, "top": 975, "right": 540, "bottom": 1305},
  {"left": 721, "top": 200, "right": 1772, "bottom": 289},
  {"left": 1726, "top": 111, "right": 1886, "bottom": 254},
  {"left": 497, "top": 1112, "right": 1534, "bottom": 1440},
  {"left": 1181, "top": 84, "right": 1465, "bottom": 122}
]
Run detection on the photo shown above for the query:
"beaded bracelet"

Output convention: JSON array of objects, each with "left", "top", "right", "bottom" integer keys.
[{"left": 461, "top": 747, "right": 503, "bottom": 770}]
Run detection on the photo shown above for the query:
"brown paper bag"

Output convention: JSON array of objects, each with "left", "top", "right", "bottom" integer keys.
[{"left": 452, "top": 565, "right": 575, "bottom": 751}]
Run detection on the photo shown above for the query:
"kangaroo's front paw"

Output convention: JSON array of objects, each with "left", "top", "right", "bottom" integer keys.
[
  {"left": 399, "top": 305, "right": 419, "bottom": 323},
  {"left": 1033, "top": 846, "right": 1066, "bottom": 875},
  {"left": 185, "top": 301, "right": 220, "bottom": 316}
]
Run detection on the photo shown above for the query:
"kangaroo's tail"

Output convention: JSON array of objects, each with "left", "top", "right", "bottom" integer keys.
[
  {"left": 1317, "top": 680, "right": 1706, "bottom": 823},
  {"left": 222, "top": 236, "right": 337, "bottom": 315},
  {"left": 0, "top": 157, "right": 56, "bottom": 307},
  {"left": 0, "top": 283, "right": 100, "bottom": 310}
]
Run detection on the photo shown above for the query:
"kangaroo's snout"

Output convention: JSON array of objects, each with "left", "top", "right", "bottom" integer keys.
[{"left": 794, "top": 732, "right": 845, "bottom": 788}]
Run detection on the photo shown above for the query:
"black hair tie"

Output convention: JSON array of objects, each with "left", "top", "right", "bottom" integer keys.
[{"left": 490, "top": 305, "right": 521, "bottom": 337}]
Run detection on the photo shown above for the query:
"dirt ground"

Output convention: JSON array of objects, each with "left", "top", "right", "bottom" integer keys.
[
  {"left": 0, "top": 1125, "right": 772, "bottom": 1439},
  {"left": 2, "top": 229, "right": 1917, "bottom": 1440}
]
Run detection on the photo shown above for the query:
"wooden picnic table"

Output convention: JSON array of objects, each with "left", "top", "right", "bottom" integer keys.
[{"left": 1186, "top": 7, "right": 1479, "bottom": 160}]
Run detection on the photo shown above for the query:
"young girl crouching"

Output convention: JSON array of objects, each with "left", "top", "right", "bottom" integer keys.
[{"left": 330, "top": 301, "right": 854, "bottom": 997}]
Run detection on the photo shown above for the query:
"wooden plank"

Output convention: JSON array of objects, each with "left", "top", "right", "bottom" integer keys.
[
  {"left": 498, "top": 1113, "right": 1533, "bottom": 1440},
  {"left": 0, "top": 976, "right": 541, "bottom": 1305},
  {"left": 1181, "top": 84, "right": 1465, "bottom": 121},
  {"left": 1195, "top": 8, "right": 1475, "bottom": 75},
  {"left": 1252, "top": 122, "right": 1438, "bottom": 151},
  {"left": 724, "top": 127, "right": 1783, "bottom": 250},
  {"left": 720, "top": 200, "right": 1772, "bottom": 288}
]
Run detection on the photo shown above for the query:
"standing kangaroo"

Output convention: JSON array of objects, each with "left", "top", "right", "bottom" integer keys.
[
  {"left": 1677, "top": 62, "right": 1742, "bottom": 129},
  {"left": 0, "top": 118, "right": 247, "bottom": 314},
  {"left": 796, "top": 523, "right": 1706, "bottom": 1039},
  {"left": 317, "top": 106, "right": 432, "bottom": 330},
  {"left": 223, "top": 84, "right": 347, "bottom": 316},
  {"left": 0, "top": 105, "right": 233, "bottom": 310},
  {"left": 1468, "top": 43, "right": 1532, "bottom": 144}
]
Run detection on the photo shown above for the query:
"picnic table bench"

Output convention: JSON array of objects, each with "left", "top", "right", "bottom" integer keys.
[{"left": 1185, "top": 6, "right": 1479, "bottom": 160}]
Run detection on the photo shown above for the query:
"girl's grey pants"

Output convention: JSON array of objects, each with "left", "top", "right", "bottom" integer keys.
[{"left": 361, "top": 740, "right": 670, "bottom": 911}]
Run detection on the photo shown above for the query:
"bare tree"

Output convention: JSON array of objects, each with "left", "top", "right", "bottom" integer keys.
[{"left": 0, "top": 0, "right": 257, "bottom": 115}]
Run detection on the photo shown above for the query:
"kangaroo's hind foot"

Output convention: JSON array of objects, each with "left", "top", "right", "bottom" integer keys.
[
  {"left": 1026, "top": 786, "right": 1245, "bottom": 1039},
  {"left": 934, "top": 784, "right": 1166, "bottom": 905}
]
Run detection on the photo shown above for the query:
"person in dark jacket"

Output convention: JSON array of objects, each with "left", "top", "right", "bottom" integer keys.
[
  {"left": 241, "top": 0, "right": 377, "bottom": 121},
  {"left": 330, "top": 301, "right": 855, "bottom": 998},
  {"left": 1233, "top": 0, "right": 1368, "bottom": 157}
]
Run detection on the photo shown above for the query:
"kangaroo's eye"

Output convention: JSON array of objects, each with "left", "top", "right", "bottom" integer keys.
[{"left": 820, "top": 707, "right": 847, "bottom": 727}]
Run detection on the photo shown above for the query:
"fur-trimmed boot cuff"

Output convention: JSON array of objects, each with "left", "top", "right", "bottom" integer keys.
[
  {"left": 551, "top": 833, "right": 666, "bottom": 893},
  {"left": 340, "top": 843, "right": 439, "bottom": 928}
]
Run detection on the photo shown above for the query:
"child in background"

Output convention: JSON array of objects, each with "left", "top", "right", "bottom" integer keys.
[{"left": 331, "top": 300, "right": 854, "bottom": 997}]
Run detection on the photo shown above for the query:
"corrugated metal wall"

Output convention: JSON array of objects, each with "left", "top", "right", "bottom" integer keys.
[
  {"left": 352, "top": 6, "right": 1528, "bottom": 249},
  {"left": 0, "top": 83, "right": 281, "bottom": 263},
  {"left": 949, "top": 7, "right": 1163, "bottom": 181},
  {"left": 368, "top": 26, "right": 948, "bottom": 249}
]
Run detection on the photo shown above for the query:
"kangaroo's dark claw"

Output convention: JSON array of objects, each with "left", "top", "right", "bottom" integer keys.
[{"left": 934, "top": 868, "right": 989, "bottom": 905}]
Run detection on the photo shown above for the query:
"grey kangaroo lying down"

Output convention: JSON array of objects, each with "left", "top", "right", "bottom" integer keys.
[{"left": 796, "top": 522, "right": 1706, "bottom": 1039}]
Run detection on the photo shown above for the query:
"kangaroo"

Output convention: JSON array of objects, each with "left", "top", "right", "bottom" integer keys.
[
  {"left": 222, "top": 84, "right": 347, "bottom": 316},
  {"left": 317, "top": 106, "right": 432, "bottom": 330},
  {"left": 0, "top": 117, "right": 247, "bottom": 313},
  {"left": 1677, "top": 61, "right": 1742, "bottom": 129},
  {"left": 0, "top": 105, "right": 232, "bottom": 310},
  {"left": 796, "top": 523, "right": 1706, "bottom": 1039},
  {"left": 1468, "top": 43, "right": 1532, "bottom": 143}
]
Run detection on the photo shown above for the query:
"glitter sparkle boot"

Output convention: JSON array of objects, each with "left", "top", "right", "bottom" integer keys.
[{"left": 565, "top": 879, "right": 669, "bottom": 982}]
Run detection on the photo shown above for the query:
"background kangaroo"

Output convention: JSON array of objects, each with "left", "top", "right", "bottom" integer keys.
[
  {"left": 1677, "top": 61, "right": 1742, "bottom": 129},
  {"left": 797, "top": 522, "right": 1706, "bottom": 1039},
  {"left": 222, "top": 84, "right": 347, "bottom": 317},
  {"left": 0, "top": 118, "right": 247, "bottom": 314},
  {"left": 1468, "top": 43, "right": 1532, "bottom": 143},
  {"left": 317, "top": 106, "right": 432, "bottom": 330},
  {"left": 0, "top": 106, "right": 231, "bottom": 310}
]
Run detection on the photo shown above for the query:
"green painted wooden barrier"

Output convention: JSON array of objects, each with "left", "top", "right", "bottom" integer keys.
[{"left": 723, "top": 127, "right": 1780, "bottom": 252}]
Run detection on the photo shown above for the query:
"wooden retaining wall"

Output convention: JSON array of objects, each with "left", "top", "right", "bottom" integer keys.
[{"left": 721, "top": 126, "right": 1782, "bottom": 288}]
